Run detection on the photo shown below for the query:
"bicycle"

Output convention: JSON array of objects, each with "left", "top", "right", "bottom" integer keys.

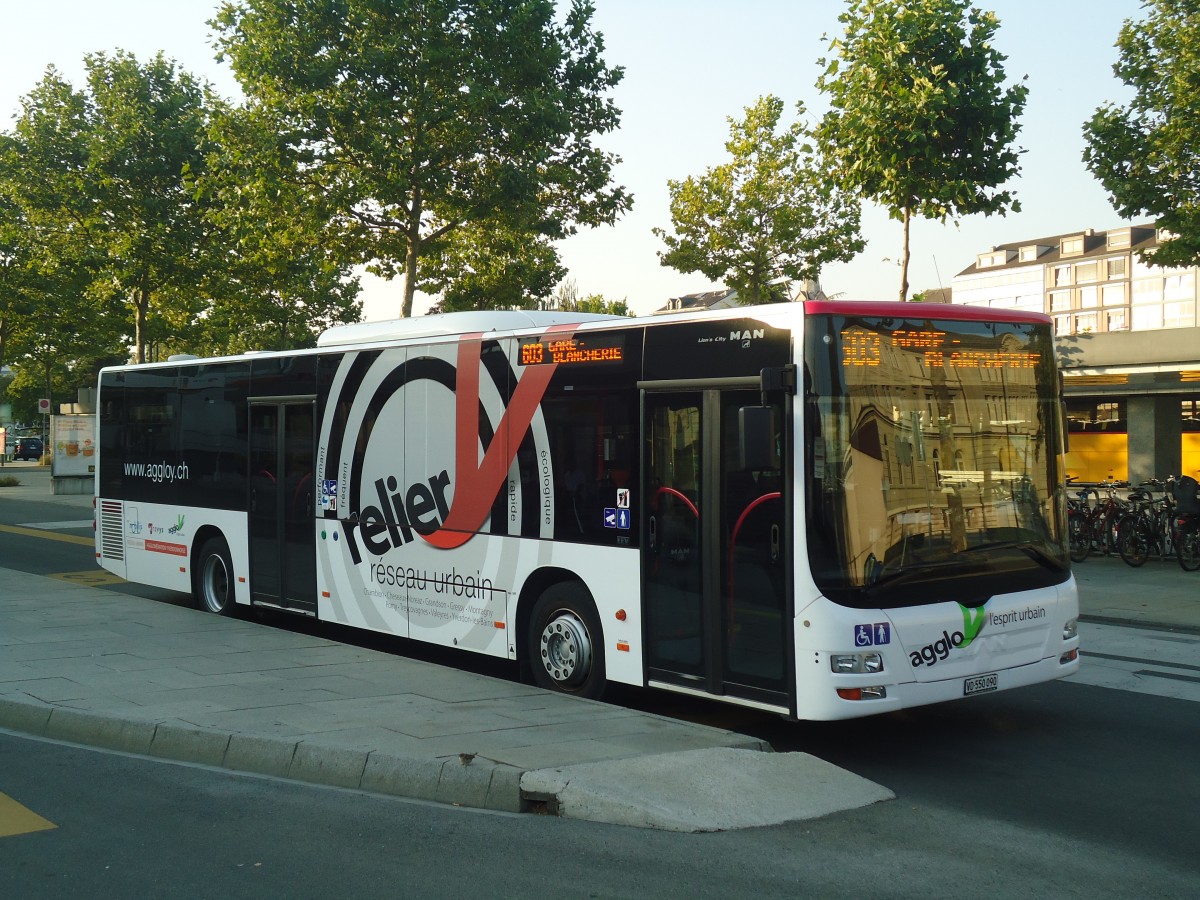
[
  {"left": 1066, "top": 479, "right": 1091, "bottom": 562},
  {"left": 1068, "top": 480, "right": 1130, "bottom": 562},
  {"left": 1171, "top": 475, "right": 1200, "bottom": 572},
  {"left": 1114, "top": 479, "right": 1175, "bottom": 567}
]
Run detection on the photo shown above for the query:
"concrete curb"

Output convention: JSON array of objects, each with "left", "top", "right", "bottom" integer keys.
[
  {"left": 0, "top": 695, "right": 528, "bottom": 813},
  {"left": 520, "top": 747, "right": 896, "bottom": 832},
  {"left": 1080, "top": 613, "right": 1200, "bottom": 637},
  {"left": 1, "top": 694, "right": 886, "bottom": 828}
]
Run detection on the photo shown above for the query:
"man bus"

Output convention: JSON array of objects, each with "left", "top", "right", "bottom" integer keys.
[{"left": 94, "top": 301, "right": 1079, "bottom": 720}]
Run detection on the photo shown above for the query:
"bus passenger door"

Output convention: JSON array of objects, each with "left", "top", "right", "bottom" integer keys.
[
  {"left": 642, "top": 388, "right": 791, "bottom": 709},
  {"left": 249, "top": 400, "right": 317, "bottom": 613}
]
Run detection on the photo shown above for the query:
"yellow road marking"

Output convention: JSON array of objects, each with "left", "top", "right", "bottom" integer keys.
[
  {"left": 0, "top": 792, "right": 56, "bottom": 838},
  {"left": 49, "top": 570, "right": 128, "bottom": 586},
  {"left": 0, "top": 523, "right": 93, "bottom": 546}
]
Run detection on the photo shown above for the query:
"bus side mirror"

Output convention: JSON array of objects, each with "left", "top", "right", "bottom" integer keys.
[{"left": 739, "top": 406, "right": 777, "bottom": 470}]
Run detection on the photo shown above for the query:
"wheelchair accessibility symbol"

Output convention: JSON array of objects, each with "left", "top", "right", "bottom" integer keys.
[{"left": 854, "top": 623, "right": 891, "bottom": 646}]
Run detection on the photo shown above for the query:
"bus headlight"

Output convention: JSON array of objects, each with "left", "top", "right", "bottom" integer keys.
[
  {"left": 830, "top": 652, "right": 884, "bottom": 674},
  {"left": 1063, "top": 619, "right": 1078, "bottom": 640}
]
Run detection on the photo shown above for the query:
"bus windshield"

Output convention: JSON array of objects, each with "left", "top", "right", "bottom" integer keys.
[{"left": 804, "top": 311, "right": 1069, "bottom": 609}]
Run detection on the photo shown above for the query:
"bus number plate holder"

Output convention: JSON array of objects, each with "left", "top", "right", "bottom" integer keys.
[{"left": 964, "top": 673, "right": 998, "bottom": 696}]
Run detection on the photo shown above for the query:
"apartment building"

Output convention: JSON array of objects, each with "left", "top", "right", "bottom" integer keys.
[{"left": 953, "top": 224, "right": 1200, "bottom": 484}]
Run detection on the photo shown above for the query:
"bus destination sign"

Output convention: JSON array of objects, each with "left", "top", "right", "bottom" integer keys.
[
  {"left": 519, "top": 334, "right": 625, "bottom": 367},
  {"left": 841, "top": 328, "right": 1040, "bottom": 370}
]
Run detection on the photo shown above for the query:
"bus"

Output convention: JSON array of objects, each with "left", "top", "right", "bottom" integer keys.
[{"left": 93, "top": 301, "right": 1080, "bottom": 720}]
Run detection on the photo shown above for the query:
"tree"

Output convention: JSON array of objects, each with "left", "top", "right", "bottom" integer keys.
[
  {"left": 424, "top": 220, "right": 566, "bottom": 313},
  {"left": 0, "top": 128, "right": 126, "bottom": 414},
  {"left": 3, "top": 250, "right": 115, "bottom": 420},
  {"left": 544, "top": 278, "right": 633, "bottom": 316},
  {"left": 0, "top": 172, "right": 35, "bottom": 373},
  {"left": 816, "top": 0, "right": 1028, "bottom": 300},
  {"left": 5, "top": 53, "right": 214, "bottom": 362},
  {"left": 1083, "top": 0, "right": 1200, "bottom": 268},
  {"left": 213, "top": 0, "right": 632, "bottom": 318},
  {"left": 198, "top": 102, "right": 362, "bottom": 351},
  {"left": 653, "top": 95, "right": 863, "bottom": 306}
]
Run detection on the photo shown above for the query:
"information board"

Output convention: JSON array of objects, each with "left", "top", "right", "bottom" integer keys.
[{"left": 50, "top": 414, "right": 97, "bottom": 477}]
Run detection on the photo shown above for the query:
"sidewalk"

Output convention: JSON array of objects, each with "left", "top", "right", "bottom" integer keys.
[
  {"left": 1072, "top": 552, "right": 1200, "bottom": 633},
  {"left": 0, "top": 464, "right": 891, "bottom": 832}
]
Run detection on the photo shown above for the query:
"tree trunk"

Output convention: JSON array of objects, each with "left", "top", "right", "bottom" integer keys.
[
  {"left": 899, "top": 205, "right": 912, "bottom": 302},
  {"left": 135, "top": 273, "right": 150, "bottom": 364},
  {"left": 401, "top": 187, "right": 423, "bottom": 319},
  {"left": 42, "top": 359, "right": 52, "bottom": 427}
]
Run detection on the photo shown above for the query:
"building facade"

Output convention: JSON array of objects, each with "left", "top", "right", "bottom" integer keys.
[{"left": 952, "top": 224, "right": 1200, "bottom": 485}]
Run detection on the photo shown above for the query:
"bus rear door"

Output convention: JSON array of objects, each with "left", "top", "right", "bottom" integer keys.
[{"left": 249, "top": 399, "right": 317, "bottom": 613}]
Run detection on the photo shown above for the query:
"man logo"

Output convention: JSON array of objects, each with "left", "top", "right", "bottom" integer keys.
[{"left": 731, "top": 328, "right": 765, "bottom": 348}]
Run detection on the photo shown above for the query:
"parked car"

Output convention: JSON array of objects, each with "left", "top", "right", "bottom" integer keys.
[{"left": 14, "top": 437, "right": 43, "bottom": 461}]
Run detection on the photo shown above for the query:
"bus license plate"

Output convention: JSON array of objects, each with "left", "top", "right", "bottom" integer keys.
[{"left": 964, "top": 673, "right": 998, "bottom": 696}]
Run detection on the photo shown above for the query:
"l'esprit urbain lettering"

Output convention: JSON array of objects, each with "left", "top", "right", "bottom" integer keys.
[{"left": 344, "top": 470, "right": 452, "bottom": 565}]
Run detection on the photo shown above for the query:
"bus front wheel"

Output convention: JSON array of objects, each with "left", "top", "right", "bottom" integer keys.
[
  {"left": 194, "top": 536, "right": 236, "bottom": 616},
  {"left": 527, "top": 585, "right": 606, "bottom": 701}
]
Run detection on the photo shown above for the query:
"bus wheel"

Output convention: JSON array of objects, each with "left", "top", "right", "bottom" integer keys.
[
  {"left": 195, "top": 537, "right": 236, "bottom": 616},
  {"left": 527, "top": 585, "right": 606, "bottom": 700}
]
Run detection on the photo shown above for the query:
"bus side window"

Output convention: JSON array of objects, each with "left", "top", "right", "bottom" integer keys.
[{"left": 542, "top": 386, "right": 636, "bottom": 544}]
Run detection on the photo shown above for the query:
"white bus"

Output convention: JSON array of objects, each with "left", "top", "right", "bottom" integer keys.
[{"left": 94, "top": 301, "right": 1080, "bottom": 719}]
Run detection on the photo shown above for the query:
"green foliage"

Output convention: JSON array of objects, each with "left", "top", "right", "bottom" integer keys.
[
  {"left": 1083, "top": 0, "right": 1200, "bottom": 268},
  {"left": 817, "top": 0, "right": 1027, "bottom": 300},
  {"left": 569, "top": 294, "right": 633, "bottom": 316},
  {"left": 654, "top": 95, "right": 863, "bottom": 306},
  {"left": 0, "top": 169, "right": 38, "bottom": 371},
  {"left": 198, "top": 101, "right": 362, "bottom": 350},
  {"left": 213, "top": 0, "right": 631, "bottom": 318},
  {"left": 425, "top": 220, "right": 566, "bottom": 313},
  {"left": 4, "top": 52, "right": 214, "bottom": 363},
  {"left": 544, "top": 278, "right": 633, "bottom": 316}
]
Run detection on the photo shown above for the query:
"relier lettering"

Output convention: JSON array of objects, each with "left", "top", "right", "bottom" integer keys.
[{"left": 344, "top": 470, "right": 452, "bottom": 564}]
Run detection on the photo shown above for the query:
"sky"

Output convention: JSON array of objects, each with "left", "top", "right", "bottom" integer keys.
[{"left": 0, "top": 0, "right": 1147, "bottom": 320}]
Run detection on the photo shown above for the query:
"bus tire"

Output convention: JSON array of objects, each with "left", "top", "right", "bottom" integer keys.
[
  {"left": 527, "top": 584, "right": 606, "bottom": 700},
  {"left": 194, "top": 536, "right": 236, "bottom": 616}
]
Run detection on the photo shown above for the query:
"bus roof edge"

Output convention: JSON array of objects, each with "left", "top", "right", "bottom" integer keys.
[{"left": 316, "top": 311, "right": 626, "bottom": 347}]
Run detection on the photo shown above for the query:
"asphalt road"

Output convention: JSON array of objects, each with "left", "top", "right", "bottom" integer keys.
[{"left": 2, "top": 681, "right": 1196, "bottom": 900}]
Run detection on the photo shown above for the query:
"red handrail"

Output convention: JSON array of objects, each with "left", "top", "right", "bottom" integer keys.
[
  {"left": 727, "top": 492, "right": 782, "bottom": 639},
  {"left": 653, "top": 486, "right": 699, "bottom": 519}
]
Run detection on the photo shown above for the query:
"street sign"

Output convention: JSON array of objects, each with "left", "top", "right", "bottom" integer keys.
[{"left": 38, "top": 398, "right": 51, "bottom": 414}]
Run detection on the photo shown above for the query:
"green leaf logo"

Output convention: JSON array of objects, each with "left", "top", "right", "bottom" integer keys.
[{"left": 959, "top": 604, "right": 987, "bottom": 647}]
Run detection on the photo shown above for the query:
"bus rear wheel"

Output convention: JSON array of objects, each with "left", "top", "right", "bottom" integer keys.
[
  {"left": 194, "top": 536, "right": 236, "bottom": 616},
  {"left": 527, "top": 584, "right": 606, "bottom": 700}
]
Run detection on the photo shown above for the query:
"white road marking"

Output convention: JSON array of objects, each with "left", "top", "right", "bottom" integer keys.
[{"left": 1070, "top": 622, "right": 1200, "bottom": 703}]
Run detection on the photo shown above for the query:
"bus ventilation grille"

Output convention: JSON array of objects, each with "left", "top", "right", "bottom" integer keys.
[{"left": 99, "top": 501, "right": 125, "bottom": 561}]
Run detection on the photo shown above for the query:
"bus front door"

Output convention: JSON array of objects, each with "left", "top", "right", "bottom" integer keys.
[
  {"left": 249, "top": 400, "right": 317, "bottom": 613},
  {"left": 642, "top": 388, "right": 791, "bottom": 709}
]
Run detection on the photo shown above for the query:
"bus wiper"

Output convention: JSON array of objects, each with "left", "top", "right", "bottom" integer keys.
[
  {"left": 863, "top": 560, "right": 979, "bottom": 594},
  {"left": 958, "top": 540, "right": 1067, "bottom": 572}
]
